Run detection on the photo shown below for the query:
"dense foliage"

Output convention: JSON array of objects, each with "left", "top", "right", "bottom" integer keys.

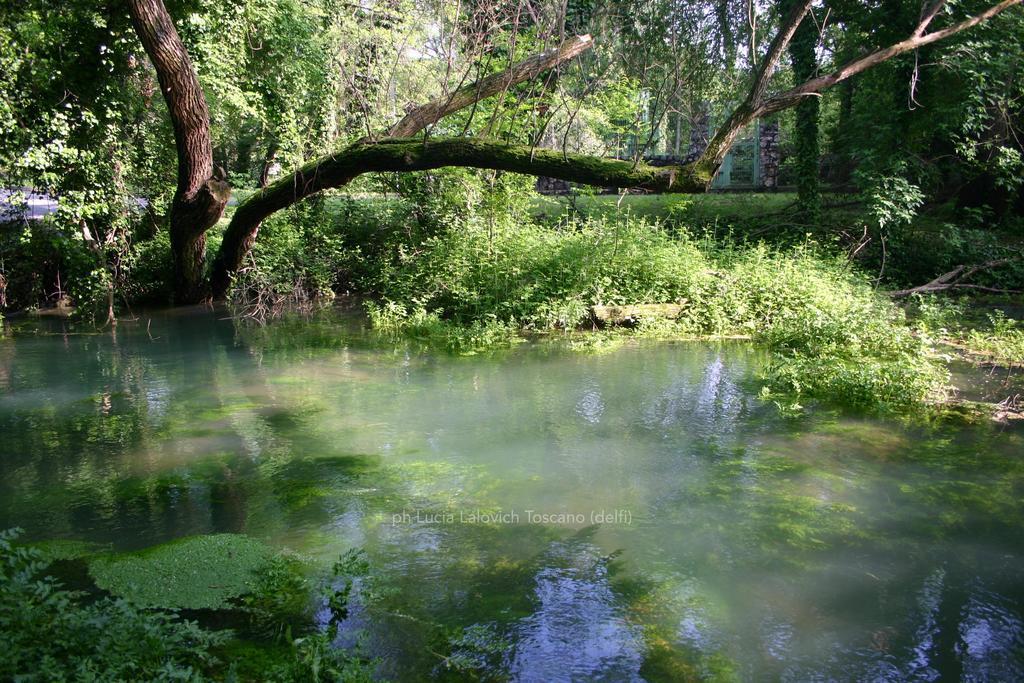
[
  {"left": 301, "top": 200, "right": 944, "bottom": 410},
  {"left": 2, "top": 2, "right": 1022, "bottom": 677},
  {"left": 0, "top": 528, "right": 375, "bottom": 682},
  {"left": 1, "top": 0, "right": 1021, "bottom": 308}
]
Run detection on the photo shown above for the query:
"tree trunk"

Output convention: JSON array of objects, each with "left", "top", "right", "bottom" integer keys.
[
  {"left": 210, "top": 138, "right": 709, "bottom": 297},
  {"left": 210, "top": 35, "right": 595, "bottom": 297},
  {"left": 128, "top": 0, "right": 228, "bottom": 303},
  {"left": 700, "top": 0, "right": 815, "bottom": 168},
  {"left": 832, "top": 78, "right": 856, "bottom": 186}
]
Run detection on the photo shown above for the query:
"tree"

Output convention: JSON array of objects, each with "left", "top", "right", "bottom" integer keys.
[
  {"left": 126, "top": 0, "right": 231, "bottom": 303},
  {"left": 126, "top": 0, "right": 1022, "bottom": 302}
]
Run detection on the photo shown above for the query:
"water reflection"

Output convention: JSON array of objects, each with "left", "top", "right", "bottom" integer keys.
[
  {"left": 0, "top": 310, "right": 1022, "bottom": 680},
  {"left": 958, "top": 582, "right": 1024, "bottom": 681},
  {"left": 509, "top": 539, "right": 644, "bottom": 682}
]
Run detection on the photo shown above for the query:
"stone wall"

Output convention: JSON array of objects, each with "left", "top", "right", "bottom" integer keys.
[
  {"left": 683, "top": 109, "right": 711, "bottom": 164},
  {"left": 759, "top": 120, "right": 780, "bottom": 189}
]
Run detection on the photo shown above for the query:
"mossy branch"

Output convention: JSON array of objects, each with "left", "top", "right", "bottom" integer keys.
[{"left": 210, "top": 138, "right": 707, "bottom": 297}]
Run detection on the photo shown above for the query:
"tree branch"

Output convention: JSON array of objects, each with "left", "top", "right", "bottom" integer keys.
[
  {"left": 210, "top": 138, "right": 705, "bottom": 297},
  {"left": 698, "top": 0, "right": 814, "bottom": 169},
  {"left": 386, "top": 35, "right": 593, "bottom": 138},
  {"left": 697, "top": 0, "right": 1021, "bottom": 174},
  {"left": 750, "top": 0, "right": 815, "bottom": 109},
  {"left": 888, "top": 257, "right": 1018, "bottom": 298},
  {"left": 760, "top": 0, "right": 1022, "bottom": 115},
  {"left": 212, "top": 35, "right": 595, "bottom": 295},
  {"left": 915, "top": 0, "right": 948, "bottom": 37},
  {"left": 210, "top": 1, "right": 1022, "bottom": 297}
]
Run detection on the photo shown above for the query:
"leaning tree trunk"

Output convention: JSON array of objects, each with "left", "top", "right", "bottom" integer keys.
[
  {"left": 128, "top": 0, "right": 229, "bottom": 303},
  {"left": 210, "top": 138, "right": 711, "bottom": 298},
  {"left": 210, "top": 35, "right": 596, "bottom": 297}
]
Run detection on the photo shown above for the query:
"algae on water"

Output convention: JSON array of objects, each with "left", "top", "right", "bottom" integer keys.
[
  {"left": 29, "top": 538, "right": 109, "bottom": 562},
  {"left": 88, "top": 534, "right": 276, "bottom": 610}
]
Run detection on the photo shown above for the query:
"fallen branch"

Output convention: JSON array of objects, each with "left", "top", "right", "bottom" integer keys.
[
  {"left": 386, "top": 35, "right": 593, "bottom": 138},
  {"left": 888, "top": 257, "right": 1019, "bottom": 298}
]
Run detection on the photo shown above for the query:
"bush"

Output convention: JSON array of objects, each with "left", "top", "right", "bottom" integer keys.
[
  {"left": 349, "top": 209, "right": 949, "bottom": 411},
  {"left": 241, "top": 200, "right": 348, "bottom": 300},
  {"left": 0, "top": 217, "right": 176, "bottom": 314},
  {"left": 0, "top": 220, "right": 97, "bottom": 310},
  {"left": 366, "top": 301, "right": 521, "bottom": 354},
  {"left": 965, "top": 311, "right": 1024, "bottom": 367}
]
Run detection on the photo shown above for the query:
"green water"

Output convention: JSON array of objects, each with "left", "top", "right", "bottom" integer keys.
[{"left": 2, "top": 309, "right": 1023, "bottom": 680}]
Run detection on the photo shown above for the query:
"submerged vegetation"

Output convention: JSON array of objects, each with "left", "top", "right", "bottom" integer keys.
[
  {"left": 3, "top": 312, "right": 1024, "bottom": 679},
  {"left": 88, "top": 534, "right": 278, "bottom": 610}
]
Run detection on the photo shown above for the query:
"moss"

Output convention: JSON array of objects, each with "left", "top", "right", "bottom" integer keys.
[{"left": 88, "top": 534, "right": 277, "bottom": 610}]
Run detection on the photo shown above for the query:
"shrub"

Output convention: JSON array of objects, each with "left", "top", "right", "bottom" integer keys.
[
  {"left": 352, "top": 211, "right": 949, "bottom": 411},
  {"left": 0, "top": 528, "right": 227, "bottom": 681},
  {"left": 964, "top": 311, "right": 1024, "bottom": 367}
]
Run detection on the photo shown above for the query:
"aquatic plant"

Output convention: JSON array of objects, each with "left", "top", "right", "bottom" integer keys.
[
  {"left": 3, "top": 528, "right": 379, "bottom": 681},
  {"left": 88, "top": 533, "right": 276, "bottom": 610},
  {"left": 366, "top": 301, "right": 521, "bottom": 354},
  {"left": 237, "top": 553, "right": 313, "bottom": 641},
  {"left": 965, "top": 311, "right": 1024, "bottom": 367}
]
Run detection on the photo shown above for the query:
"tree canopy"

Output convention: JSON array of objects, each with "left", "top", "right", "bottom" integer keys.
[{"left": 1, "top": 0, "right": 1021, "bottom": 305}]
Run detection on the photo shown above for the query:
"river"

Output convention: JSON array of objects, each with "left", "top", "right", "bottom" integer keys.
[{"left": 1, "top": 308, "right": 1022, "bottom": 680}]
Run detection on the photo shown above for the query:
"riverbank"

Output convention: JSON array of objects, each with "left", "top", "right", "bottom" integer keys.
[{"left": 10, "top": 292, "right": 1022, "bottom": 426}]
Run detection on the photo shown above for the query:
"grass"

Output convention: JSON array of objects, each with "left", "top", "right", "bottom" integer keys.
[
  {"left": 530, "top": 193, "right": 1024, "bottom": 292},
  {"left": 912, "top": 296, "right": 1024, "bottom": 368},
  {"left": 344, "top": 210, "right": 949, "bottom": 413}
]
